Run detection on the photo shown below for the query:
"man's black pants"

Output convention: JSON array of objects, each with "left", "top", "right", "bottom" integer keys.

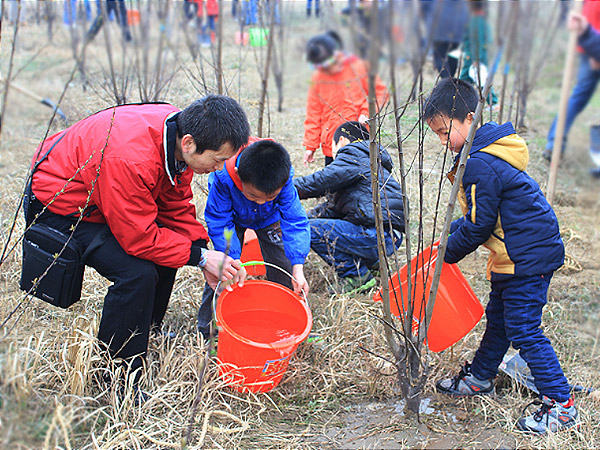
[{"left": 37, "top": 211, "right": 176, "bottom": 377}]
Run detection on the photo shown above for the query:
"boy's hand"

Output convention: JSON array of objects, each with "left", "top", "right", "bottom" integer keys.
[
  {"left": 303, "top": 149, "right": 316, "bottom": 165},
  {"left": 230, "top": 265, "right": 247, "bottom": 291},
  {"left": 358, "top": 114, "right": 369, "bottom": 124},
  {"left": 202, "top": 250, "right": 242, "bottom": 289},
  {"left": 568, "top": 11, "right": 588, "bottom": 36},
  {"left": 292, "top": 264, "right": 309, "bottom": 296}
]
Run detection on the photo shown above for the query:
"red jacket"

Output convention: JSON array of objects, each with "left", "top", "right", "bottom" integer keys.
[
  {"left": 303, "top": 54, "right": 388, "bottom": 157},
  {"left": 192, "top": 0, "right": 219, "bottom": 17},
  {"left": 31, "top": 104, "right": 209, "bottom": 269}
]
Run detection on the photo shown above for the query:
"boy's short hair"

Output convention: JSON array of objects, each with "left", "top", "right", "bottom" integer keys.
[
  {"left": 238, "top": 140, "right": 291, "bottom": 195},
  {"left": 333, "top": 121, "right": 369, "bottom": 144},
  {"left": 423, "top": 78, "right": 479, "bottom": 122},
  {"left": 177, "top": 94, "right": 250, "bottom": 154},
  {"left": 306, "top": 31, "right": 342, "bottom": 64}
]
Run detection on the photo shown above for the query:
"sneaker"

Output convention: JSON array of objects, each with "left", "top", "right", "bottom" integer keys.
[
  {"left": 329, "top": 273, "right": 376, "bottom": 295},
  {"left": 542, "top": 148, "right": 553, "bottom": 161},
  {"left": 436, "top": 362, "right": 495, "bottom": 397},
  {"left": 517, "top": 395, "right": 579, "bottom": 434}
]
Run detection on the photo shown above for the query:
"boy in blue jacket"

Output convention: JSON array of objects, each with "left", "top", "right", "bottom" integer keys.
[
  {"left": 197, "top": 139, "right": 310, "bottom": 339},
  {"left": 294, "top": 122, "right": 404, "bottom": 294},
  {"left": 425, "top": 78, "right": 578, "bottom": 434}
]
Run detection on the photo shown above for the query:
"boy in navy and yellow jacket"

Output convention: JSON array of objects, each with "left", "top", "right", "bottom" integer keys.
[
  {"left": 425, "top": 78, "right": 578, "bottom": 434},
  {"left": 197, "top": 138, "right": 310, "bottom": 339}
]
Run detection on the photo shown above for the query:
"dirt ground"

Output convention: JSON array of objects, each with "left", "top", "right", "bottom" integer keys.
[{"left": 1, "top": 2, "right": 599, "bottom": 449}]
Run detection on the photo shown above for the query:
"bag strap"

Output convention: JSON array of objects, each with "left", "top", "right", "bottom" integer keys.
[{"left": 32, "top": 131, "right": 68, "bottom": 174}]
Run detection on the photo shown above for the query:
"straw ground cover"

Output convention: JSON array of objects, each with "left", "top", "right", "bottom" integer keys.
[{"left": 1, "top": 3, "right": 599, "bottom": 449}]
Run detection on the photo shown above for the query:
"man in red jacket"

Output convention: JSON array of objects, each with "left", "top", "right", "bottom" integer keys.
[{"left": 28, "top": 95, "right": 250, "bottom": 395}]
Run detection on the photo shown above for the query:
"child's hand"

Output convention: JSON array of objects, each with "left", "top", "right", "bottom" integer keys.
[
  {"left": 292, "top": 264, "right": 310, "bottom": 296},
  {"left": 303, "top": 149, "right": 316, "bottom": 165},
  {"left": 568, "top": 11, "right": 588, "bottom": 36},
  {"left": 229, "top": 264, "right": 247, "bottom": 291},
  {"left": 358, "top": 114, "right": 369, "bottom": 124}
]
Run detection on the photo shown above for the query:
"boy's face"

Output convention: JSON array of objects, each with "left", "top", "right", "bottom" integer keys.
[
  {"left": 240, "top": 182, "right": 282, "bottom": 205},
  {"left": 427, "top": 113, "right": 474, "bottom": 153}
]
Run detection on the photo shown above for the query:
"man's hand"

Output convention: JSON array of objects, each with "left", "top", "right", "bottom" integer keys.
[
  {"left": 303, "top": 149, "right": 316, "bottom": 166},
  {"left": 202, "top": 250, "right": 242, "bottom": 289},
  {"left": 292, "top": 264, "right": 309, "bottom": 296},
  {"left": 568, "top": 11, "right": 589, "bottom": 37}
]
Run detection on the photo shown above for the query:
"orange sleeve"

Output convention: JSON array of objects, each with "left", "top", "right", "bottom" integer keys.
[{"left": 303, "top": 76, "right": 323, "bottom": 151}]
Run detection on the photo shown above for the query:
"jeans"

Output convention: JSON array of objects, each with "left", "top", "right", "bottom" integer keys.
[
  {"left": 470, "top": 273, "right": 571, "bottom": 402},
  {"left": 37, "top": 210, "right": 178, "bottom": 380},
  {"left": 197, "top": 222, "right": 293, "bottom": 339},
  {"left": 546, "top": 54, "right": 600, "bottom": 152},
  {"left": 309, "top": 218, "right": 401, "bottom": 279}
]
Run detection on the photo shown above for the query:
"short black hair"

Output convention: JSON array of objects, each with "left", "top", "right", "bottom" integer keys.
[
  {"left": 237, "top": 140, "right": 291, "bottom": 195},
  {"left": 306, "top": 31, "right": 342, "bottom": 64},
  {"left": 333, "top": 121, "right": 369, "bottom": 144},
  {"left": 423, "top": 78, "right": 479, "bottom": 122},
  {"left": 177, "top": 94, "right": 250, "bottom": 154}
]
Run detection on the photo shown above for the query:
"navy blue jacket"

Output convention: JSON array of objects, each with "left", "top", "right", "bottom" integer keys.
[
  {"left": 578, "top": 24, "right": 600, "bottom": 58},
  {"left": 294, "top": 141, "right": 405, "bottom": 232},
  {"left": 446, "top": 122, "right": 564, "bottom": 279}
]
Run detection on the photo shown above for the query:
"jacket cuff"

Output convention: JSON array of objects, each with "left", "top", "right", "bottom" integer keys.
[{"left": 186, "top": 239, "right": 208, "bottom": 266}]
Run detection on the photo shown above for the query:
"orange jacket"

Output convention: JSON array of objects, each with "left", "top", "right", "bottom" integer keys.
[{"left": 303, "top": 54, "right": 388, "bottom": 157}]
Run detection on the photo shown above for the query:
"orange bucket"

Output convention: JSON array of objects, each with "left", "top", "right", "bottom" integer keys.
[
  {"left": 374, "top": 243, "right": 483, "bottom": 352},
  {"left": 241, "top": 229, "right": 266, "bottom": 276},
  {"left": 127, "top": 9, "right": 140, "bottom": 26},
  {"left": 216, "top": 280, "right": 312, "bottom": 393}
]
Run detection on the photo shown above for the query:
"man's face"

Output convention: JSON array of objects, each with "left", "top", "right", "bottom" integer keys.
[
  {"left": 181, "top": 136, "right": 235, "bottom": 174},
  {"left": 240, "top": 182, "right": 282, "bottom": 205},
  {"left": 427, "top": 113, "right": 473, "bottom": 153}
]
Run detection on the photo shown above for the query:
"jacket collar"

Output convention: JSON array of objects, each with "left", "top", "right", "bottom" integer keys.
[
  {"left": 226, "top": 149, "right": 244, "bottom": 191},
  {"left": 163, "top": 112, "right": 187, "bottom": 186}
]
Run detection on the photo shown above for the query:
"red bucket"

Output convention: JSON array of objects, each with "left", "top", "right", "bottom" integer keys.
[
  {"left": 216, "top": 280, "right": 312, "bottom": 393},
  {"left": 374, "top": 244, "right": 483, "bottom": 352},
  {"left": 240, "top": 229, "right": 266, "bottom": 276}
]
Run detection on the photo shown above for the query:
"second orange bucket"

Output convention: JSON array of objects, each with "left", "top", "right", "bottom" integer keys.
[
  {"left": 216, "top": 280, "right": 312, "bottom": 393},
  {"left": 373, "top": 243, "right": 483, "bottom": 352}
]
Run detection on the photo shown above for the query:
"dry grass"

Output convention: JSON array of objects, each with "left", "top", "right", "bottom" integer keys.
[{"left": 1, "top": 3, "right": 599, "bottom": 449}]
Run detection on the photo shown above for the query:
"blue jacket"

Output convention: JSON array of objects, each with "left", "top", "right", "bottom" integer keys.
[
  {"left": 445, "top": 122, "right": 564, "bottom": 279},
  {"left": 578, "top": 24, "right": 600, "bottom": 59},
  {"left": 204, "top": 154, "right": 310, "bottom": 266}
]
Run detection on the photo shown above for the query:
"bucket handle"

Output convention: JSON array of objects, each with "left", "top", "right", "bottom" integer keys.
[{"left": 211, "top": 260, "right": 310, "bottom": 334}]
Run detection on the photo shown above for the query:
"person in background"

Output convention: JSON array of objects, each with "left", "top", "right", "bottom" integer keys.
[
  {"left": 544, "top": 0, "right": 600, "bottom": 163},
  {"left": 294, "top": 121, "right": 404, "bottom": 294},
  {"left": 425, "top": 78, "right": 577, "bottom": 435},
  {"left": 27, "top": 95, "right": 250, "bottom": 402},
  {"left": 424, "top": 0, "right": 469, "bottom": 78},
  {"left": 307, "top": 0, "right": 320, "bottom": 18},
  {"left": 568, "top": 9, "right": 600, "bottom": 178},
  {"left": 303, "top": 30, "right": 388, "bottom": 167},
  {"left": 86, "top": 0, "right": 132, "bottom": 42},
  {"left": 197, "top": 139, "right": 310, "bottom": 340},
  {"left": 458, "top": 0, "right": 498, "bottom": 106}
]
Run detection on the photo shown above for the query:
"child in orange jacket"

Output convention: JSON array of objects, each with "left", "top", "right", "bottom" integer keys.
[{"left": 302, "top": 31, "right": 388, "bottom": 166}]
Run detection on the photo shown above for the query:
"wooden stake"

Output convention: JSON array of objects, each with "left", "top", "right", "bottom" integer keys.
[{"left": 547, "top": 0, "right": 583, "bottom": 205}]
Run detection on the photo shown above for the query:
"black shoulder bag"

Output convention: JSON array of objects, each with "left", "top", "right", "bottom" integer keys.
[{"left": 20, "top": 133, "right": 107, "bottom": 308}]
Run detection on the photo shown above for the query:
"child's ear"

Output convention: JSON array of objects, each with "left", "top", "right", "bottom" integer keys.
[{"left": 466, "top": 112, "right": 475, "bottom": 124}]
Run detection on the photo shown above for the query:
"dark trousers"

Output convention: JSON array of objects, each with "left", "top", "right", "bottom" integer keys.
[
  {"left": 432, "top": 41, "right": 459, "bottom": 79},
  {"left": 197, "top": 221, "right": 292, "bottom": 339},
  {"left": 37, "top": 211, "right": 176, "bottom": 378},
  {"left": 470, "top": 272, "right": 571, "bottom": 402}
]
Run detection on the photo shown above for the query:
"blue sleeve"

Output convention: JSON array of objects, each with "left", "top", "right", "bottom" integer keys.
[
  {"left": 578, "top": 25, "right": 600, "bottom": 60},
  {"left": 278, "top": 174, "right": 311, "bottom": 265},
  {"left": 444, "top": 158, "right": 502, "bottom": 264},
  {"left": 204, "top": 174, "right": 243, "bottom": 260}
]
